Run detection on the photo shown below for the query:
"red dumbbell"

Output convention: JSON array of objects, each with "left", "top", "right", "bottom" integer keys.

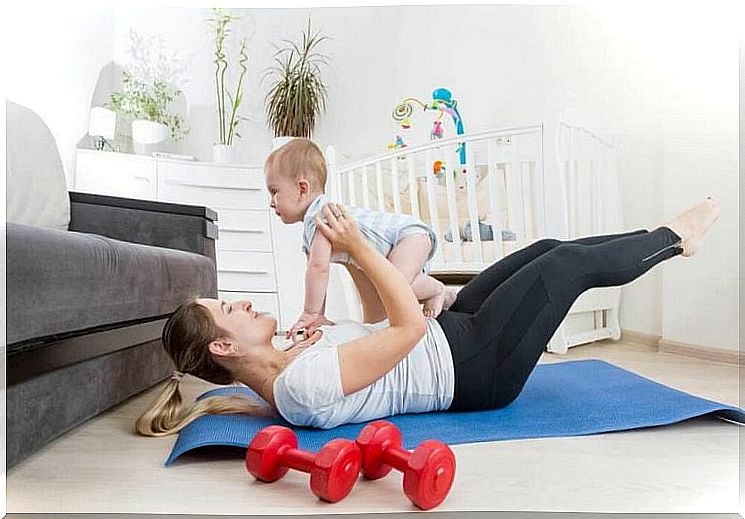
[
  {"left": 355, "top": 420, "right": 456, "bottom": 510},
  {"left": 246, "top": 425, "right": 361, "bottom": 503}
]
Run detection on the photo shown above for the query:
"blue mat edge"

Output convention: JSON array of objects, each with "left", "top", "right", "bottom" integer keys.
[{"left": 164, "top": 359, "right": 743, "bottom": 466}]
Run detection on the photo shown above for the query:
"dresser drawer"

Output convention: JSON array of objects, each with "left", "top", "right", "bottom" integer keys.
[
  {"left": 76, "top": 150, "right": 157, "bottom": 200},
  {"left": 218, "top": 291, "right": 279, "bottom": 319},
  {"left": 157, "top": 162, "right": 268, "bottom": 209},
  {"left": 216, "top": 251, "right": 276, "bottom": 292},
  {"left": 216, "top": 209, "right": 272, "bottom": 252}
]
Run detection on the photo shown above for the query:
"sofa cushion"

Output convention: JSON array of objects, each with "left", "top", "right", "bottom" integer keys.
[
  {"left": 6, "top": 222, "right": 217, "bottom": 349},
  {"left": 6, "top": 101, "right": 71, "bottom": 231}
]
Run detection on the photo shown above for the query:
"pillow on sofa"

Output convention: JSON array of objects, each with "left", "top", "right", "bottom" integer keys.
[{"left": 6, "top": 100, "right": 71, "bottom": 230}]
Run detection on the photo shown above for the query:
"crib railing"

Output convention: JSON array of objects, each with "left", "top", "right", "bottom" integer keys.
[
  {"left": 549, "top": 122, "right": 624, "bottom": 352},
  {"left": 325, "top": 121, "right": 623, "bottom": 354},
  {"left": 327, "top": 126, "right": 547, "bottom": 275}
]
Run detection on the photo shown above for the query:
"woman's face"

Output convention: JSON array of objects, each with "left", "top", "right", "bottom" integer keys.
[{"left": 197, "top": 298, "right": 277, "bottom": 349}]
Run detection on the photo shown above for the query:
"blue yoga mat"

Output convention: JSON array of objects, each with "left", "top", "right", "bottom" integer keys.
[{"left": 165, "top": 359, "right": 743, "bottom": 466}]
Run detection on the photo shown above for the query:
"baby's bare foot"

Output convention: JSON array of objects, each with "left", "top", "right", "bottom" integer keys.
[
  {"left": 423, "top": 284, "right": 446, "bottom": 318},
  {"left": 664, "top": 197, "right": 720, "bottom": 257},
  {"left": 442, "top": 286, "right": 459, "bottom": 310}
]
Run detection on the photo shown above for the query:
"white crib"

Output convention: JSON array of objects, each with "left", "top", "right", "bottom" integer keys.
[{"left": 326, "top": 121, "right": 624, "bottom": 354}]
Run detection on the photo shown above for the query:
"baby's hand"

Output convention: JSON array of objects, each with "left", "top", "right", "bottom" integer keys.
[{"left": 287, "top": 312, "right": 334, "bottom": 339}]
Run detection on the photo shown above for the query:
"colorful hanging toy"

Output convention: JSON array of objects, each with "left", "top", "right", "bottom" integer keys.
[
  {"left": 386, "top": 134, "right": 407, "bottom": 151},
  {"left": 390, "top": 88, "right": 467, "bottom": 176}
]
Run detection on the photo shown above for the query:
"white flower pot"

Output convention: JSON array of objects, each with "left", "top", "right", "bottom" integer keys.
[
  {"left": 132, "top": 120, "right": 170, "bottom": 155},
  {"left": 272, "top": 136, "right": 295, "bottom": 150},
  {"left": 213, "top": 143, "right": 240, "bottom": 164}
]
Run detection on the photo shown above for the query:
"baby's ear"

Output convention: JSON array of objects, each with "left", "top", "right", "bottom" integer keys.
[{"left": 298, "top": 177, "right": 311, "bottom": 195}]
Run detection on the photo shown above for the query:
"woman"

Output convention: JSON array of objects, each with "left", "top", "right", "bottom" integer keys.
[{"left": 137, "top": 199, "right": 720, "bottom": 435}]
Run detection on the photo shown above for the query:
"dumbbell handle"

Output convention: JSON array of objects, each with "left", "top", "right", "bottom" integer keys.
[
  {"left": 380, "top": 444, "right": 411, "bottom": 472},
  {"left": 278, "top": 445, "right": 316, "bottom": 474}
]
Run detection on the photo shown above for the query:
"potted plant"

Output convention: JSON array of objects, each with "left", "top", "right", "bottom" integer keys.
[
  {"left": 264, "top": 19, "right": 330, "bottom": 149},
  {"left": 107, "top": 30, "right": 188, "bottom": 155},
  {"left": 207, "top": 8, "right": 249, "bottom": 163}
]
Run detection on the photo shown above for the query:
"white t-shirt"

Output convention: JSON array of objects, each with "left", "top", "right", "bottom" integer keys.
[{"left": 273, "top": 318, "right": 455, "bottom": 429}]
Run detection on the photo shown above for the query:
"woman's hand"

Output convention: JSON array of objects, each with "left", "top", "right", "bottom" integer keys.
[{"left": 314, "top": 203, "right": 367, "bottom": 255}]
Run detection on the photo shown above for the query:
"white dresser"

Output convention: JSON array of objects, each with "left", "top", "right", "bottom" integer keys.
[{"left": 74, "top": 149, "right": 305, "bottom": 331}]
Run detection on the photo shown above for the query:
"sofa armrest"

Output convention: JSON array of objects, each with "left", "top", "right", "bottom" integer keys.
[{"left": 68, "top": 191, "right": 218, "bottom": 260}]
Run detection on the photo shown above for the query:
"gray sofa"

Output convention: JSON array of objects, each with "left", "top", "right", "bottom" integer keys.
[{"left": 6, "top": 101, "right": 218, "bottom": 467}]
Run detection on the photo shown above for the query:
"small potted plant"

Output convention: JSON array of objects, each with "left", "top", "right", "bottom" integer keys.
[
  {"left": 107, "top": 30, "right": 188, "bottom": 155},
  {"left": 207, "top": 8, "right": 249, "bottom": 163},
  {"left": 264, "top": 19, "right": 330, "bottom": 149}
]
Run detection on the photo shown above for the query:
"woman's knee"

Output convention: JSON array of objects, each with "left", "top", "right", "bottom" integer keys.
[{"left": 533, "top": 238, "right": 562, "bottom": 253}]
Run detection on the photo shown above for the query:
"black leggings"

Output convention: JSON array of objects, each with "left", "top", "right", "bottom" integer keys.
[{"left": 435, "top": 227, "right": 682, "bottom": 411}]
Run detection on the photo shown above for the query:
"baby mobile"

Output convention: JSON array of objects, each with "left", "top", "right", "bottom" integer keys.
[{"left": 388, "top": 87, "right": 467, "bottom": 181}]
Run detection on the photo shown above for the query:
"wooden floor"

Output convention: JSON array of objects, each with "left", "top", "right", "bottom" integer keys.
[{"left": 6, "top": 340, "right": 741, "bottom": 514}]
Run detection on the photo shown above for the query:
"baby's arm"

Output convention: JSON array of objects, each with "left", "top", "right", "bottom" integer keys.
[{"left": 287, "top": 231, "right": 334, "bottom": 338}]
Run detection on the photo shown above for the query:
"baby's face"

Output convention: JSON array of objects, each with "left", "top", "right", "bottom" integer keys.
[{"left": 265, "top": 165, "right": 303, "bottom": 224}]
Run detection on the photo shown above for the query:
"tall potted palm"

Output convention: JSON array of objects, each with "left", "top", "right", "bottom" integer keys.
[{"left": 264, "top": 19, "right": 330, "bottom": 149}]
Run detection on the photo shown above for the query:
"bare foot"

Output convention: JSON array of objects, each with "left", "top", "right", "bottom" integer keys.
[
  {"left": 442, "top": 286, "right": 459, "bottom": 310},
  {"left": 664, "top": 197, "right": 720, "bottom": 257},
  {"left": 423, "top": 283, "right": 446, "bottom": 318}
]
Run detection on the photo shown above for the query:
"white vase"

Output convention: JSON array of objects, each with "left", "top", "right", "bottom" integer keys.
[
  {"left": 272, "top": 136, "right": 295, "bottom": 150},
  {"left": 132, "top": 120, "right": 170, "bottom": 155},
  {"left": 212, "top": 143, "right": 240, "bottom": 163}
]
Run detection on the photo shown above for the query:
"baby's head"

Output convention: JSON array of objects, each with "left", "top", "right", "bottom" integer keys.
[{"left": 264, "top": 138, "right": 327, "bottom": 224}]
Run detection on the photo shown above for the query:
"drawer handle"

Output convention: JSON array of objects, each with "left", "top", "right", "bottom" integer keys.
[
  {"left": 220, "top": 228, "right": 265, "bottom": 234},
  {"left": 134, "top": 175, "right": 152, "bottom": 182},
  {"left": 164, "top": 179, "right": 262, "bottom": 191},
  {"left": 220, "top": 269, "right": 269, "bottom": 274}
]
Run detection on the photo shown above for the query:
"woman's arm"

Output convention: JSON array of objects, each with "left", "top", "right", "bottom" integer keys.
[{"left": 314, "top": 204, "right": 426, "bottom": 396}]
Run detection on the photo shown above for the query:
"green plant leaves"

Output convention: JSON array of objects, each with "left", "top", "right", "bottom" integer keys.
[
  {"left": 264, "top": 18, "right": 329, "bottom": 138},
  {"left": 209, "top": 8, "right": 249, "bottom": 146},
  {"left": 106, "top": 71, "right": 188, "bottom": 141}
]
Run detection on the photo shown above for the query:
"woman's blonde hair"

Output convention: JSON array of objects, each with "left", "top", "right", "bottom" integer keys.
[
  {"left": 265, "top": 138, "right": 327, "bottom": 193},
  {"left": 136, "top": 298, "right": 272, "bottom": 437}
]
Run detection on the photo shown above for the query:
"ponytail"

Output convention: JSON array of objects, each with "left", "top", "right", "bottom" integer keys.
[{"left": 136, "top": 378, "right": 272, "bottom": 437}]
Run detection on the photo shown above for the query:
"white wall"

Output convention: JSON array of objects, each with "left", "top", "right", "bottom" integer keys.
[
  {"left": 5, "top": 5, "right": 115, "bottom": 188},
  {"left": 592, "top": 4, "right": 740, "bottom": 351},
  {"left": 6, "top": 4, "right": 738, "bottom": 352}
]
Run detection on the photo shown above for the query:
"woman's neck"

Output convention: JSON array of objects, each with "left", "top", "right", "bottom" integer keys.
[
  {"left": 232, "top": 330, "right": 324, "bottom": 407},
  {"left": 232, "top": 345, "right": 288, "bottom": 408}
]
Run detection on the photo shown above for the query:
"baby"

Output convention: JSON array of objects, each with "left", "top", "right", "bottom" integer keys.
[{"left": 264, "top": 138, "right": 457, "bottom": 338}]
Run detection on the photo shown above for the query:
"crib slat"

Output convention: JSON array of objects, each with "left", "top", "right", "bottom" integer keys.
[
  {"left": 375, "top": 162, "right": 384, "bottom": 212},
  {"left": 348, "top": 169, "right": 357, "bottom": 206},
  {"left": 361, "top": 165, "right": 370, "bottom": 209},
  {"left": 423, "top": 149, "right": 442, "bottom": 266},
  {"left": 407, "top": 154, "right": 420, "bottom": 220},
  {"left": 487, "top": 139, "right": 504, "bottom": 261},
  {"left": 534, "top": 126, "right": 547, "bottom": 238},
  {"left": 592, "top": 134, "right": 603, "bottom": 233},
  {"left": 444, "top": 147, "right": 463, "bottom": 263},
  {"left": 391, "top": 158, "right": 401, "bottom": 214},
  {"left": 522, "top": 161, "right": 534, "bottom": 240},
  {"left": 464, "top": 143, "right": 483, "bottom": 265},
  {"left": 507, "top": 141, "right": 527, "bottom": 246},
  {"left": 333, "top": 166, "right": 342, "bottom": 204}
]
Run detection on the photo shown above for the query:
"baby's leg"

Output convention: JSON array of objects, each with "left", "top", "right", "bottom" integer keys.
[
  {"left": 345, "top": 264, "right": 387, "bottom": 324},
  {"left": 387, "top": 233, "right": 456, "bottom": 317}
]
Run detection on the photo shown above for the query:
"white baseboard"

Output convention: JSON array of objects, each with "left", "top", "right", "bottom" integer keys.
[
  {"left": 658, "top": 338, "right": 743, "bottom": 366},
  {"left": 620, "top": 329, "right": 661, "bottom": 349},
  {"left": 621, "top": 329, "right": 743, "bottom": 365}
]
